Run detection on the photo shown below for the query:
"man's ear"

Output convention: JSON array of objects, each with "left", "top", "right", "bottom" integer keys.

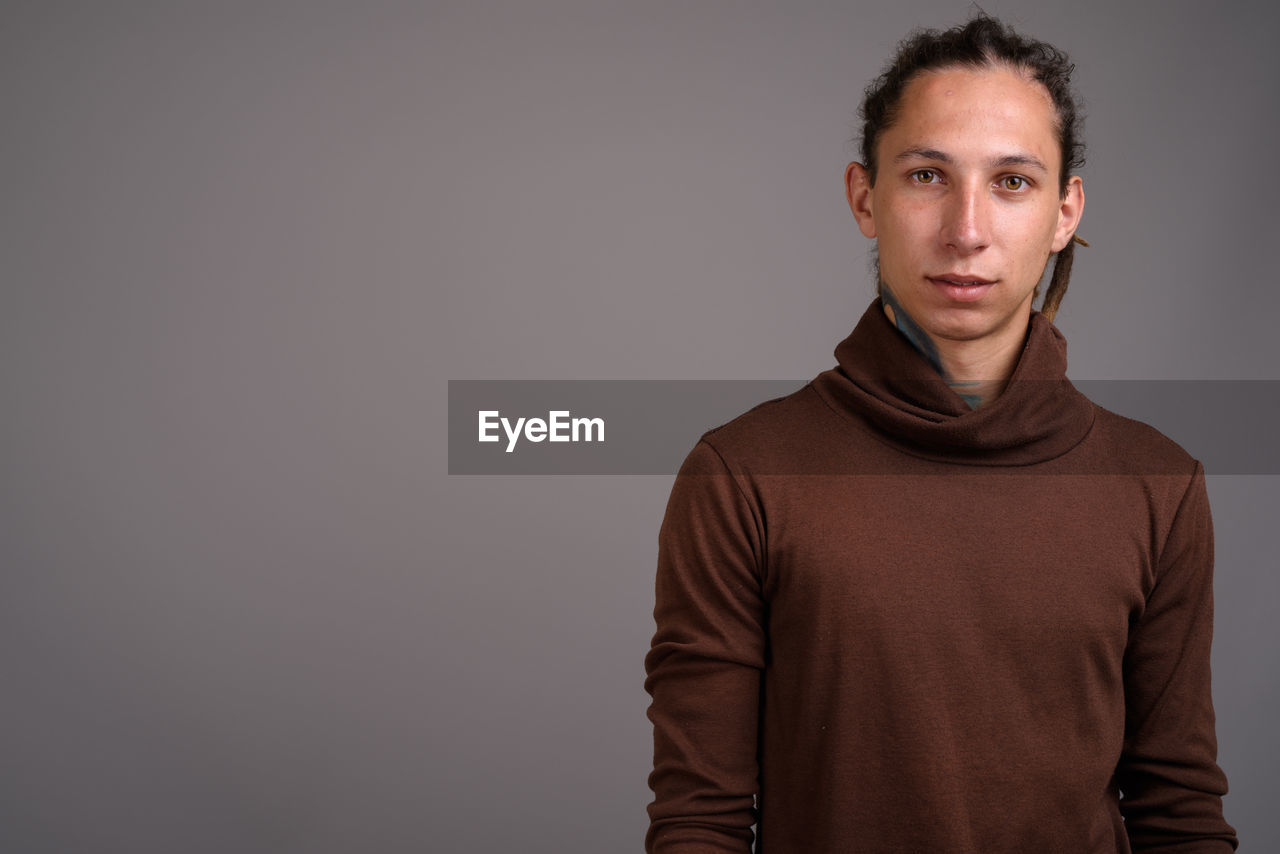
[
  {"left": 1051, "top": 175, "right": 1085, "bottom": 252},
  {"left": 845, "top": 161, "right": 877, "bottom": 239}
]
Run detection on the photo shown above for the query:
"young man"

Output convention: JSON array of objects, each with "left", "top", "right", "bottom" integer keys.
[{"left": 644, "top": 17, "right": 1236, "bottom": 853}]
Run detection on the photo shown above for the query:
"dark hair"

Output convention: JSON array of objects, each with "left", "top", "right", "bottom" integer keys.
[{"left": 858, "top": 15, "right": 1085, "bottom": 321}]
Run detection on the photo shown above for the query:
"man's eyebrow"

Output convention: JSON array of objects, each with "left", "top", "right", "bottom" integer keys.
[
  {"left": 893, "top": 147, "right": 1050, "bottom": 174},
  {"left": 894, "top": 147, "right": 952, "bottom": 164},
  {"left": 990, "top": 153, "right": 1049, "bottom": 173}
]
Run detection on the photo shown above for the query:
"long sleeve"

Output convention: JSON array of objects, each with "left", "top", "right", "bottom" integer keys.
[
  {"left": 1117, "top": 462, "right": 1238, "bottom": 851},
  {"left": 644, "top": 440, "right": 766, "bottom": 854}
]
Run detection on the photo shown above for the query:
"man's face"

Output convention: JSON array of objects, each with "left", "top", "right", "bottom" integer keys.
[{"left": 846, "top": 65, "right": 1084, "bottom": 348}]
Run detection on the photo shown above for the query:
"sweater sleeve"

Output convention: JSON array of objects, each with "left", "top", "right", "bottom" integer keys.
[
  {"left": 644, "top": 440, "right": 766, "bottom": 854},
  {"left": 1117, "top": 461, "right": 1237, "bottom": 851}
]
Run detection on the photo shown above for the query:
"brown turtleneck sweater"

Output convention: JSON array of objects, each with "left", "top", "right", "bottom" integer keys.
[{"left": 644, "top": 301, "right": 1236, "bottom": 853}]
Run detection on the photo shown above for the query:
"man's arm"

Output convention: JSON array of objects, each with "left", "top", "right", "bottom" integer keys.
[
  {"left": 1117, "top": 461, "right": 1238, "bottom": 851},
  {"left": 644, "top": 440, "right": 765, "bottom": 854}
]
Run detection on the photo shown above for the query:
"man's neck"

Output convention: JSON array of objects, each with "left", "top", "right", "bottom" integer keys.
[{"left": 880, "top": 288, "right": 1028, "bottom": 410}]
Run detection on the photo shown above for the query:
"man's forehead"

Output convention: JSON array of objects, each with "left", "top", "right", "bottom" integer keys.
[
  {"left": 908, "top": 63, "right": 1055, "bottom": 103},
  {"left": 882, "top": 66, "right": 1061, "bottom": 167}
]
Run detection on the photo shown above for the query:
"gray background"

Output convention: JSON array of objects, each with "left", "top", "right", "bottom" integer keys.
[{"left": 3, "top": 1, "right": 1277, "bottom": 851}]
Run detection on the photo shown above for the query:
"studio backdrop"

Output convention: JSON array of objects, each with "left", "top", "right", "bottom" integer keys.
[{"left": 3, "top": 1, "right": 1277, "bottom": 851}]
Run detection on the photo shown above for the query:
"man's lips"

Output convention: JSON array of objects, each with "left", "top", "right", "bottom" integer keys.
[
  {"left": 927, "top": 274, "right": 996, "bottom": 286},
  {"left": 927, "top": 275, "right": 997, "bottom": 302}
]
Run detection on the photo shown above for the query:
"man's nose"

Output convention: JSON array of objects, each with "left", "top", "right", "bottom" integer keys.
[{"left": 941, "top": 183, "right": 991, "bottom": 253}]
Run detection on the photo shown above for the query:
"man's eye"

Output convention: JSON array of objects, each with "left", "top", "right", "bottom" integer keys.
[
  {"left": 1001, "top": 175, "right": 1027, "bottom": 191},
  {"left": 912, "top": 170, "right": 937, "bottom": 184}
]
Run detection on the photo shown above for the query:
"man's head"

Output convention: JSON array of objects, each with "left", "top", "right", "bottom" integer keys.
[{"left": 844, "top": 16, "right": 1085, "bottom": 338}]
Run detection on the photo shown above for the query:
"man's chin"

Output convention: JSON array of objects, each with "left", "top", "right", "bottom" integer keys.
[{"left": 919, "top": 306, "right": 1029, "bottom": 344}]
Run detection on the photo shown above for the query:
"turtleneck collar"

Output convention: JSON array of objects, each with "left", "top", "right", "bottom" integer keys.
[{"left": 812, "top": 299, "right": 1095, "bottom": 466}]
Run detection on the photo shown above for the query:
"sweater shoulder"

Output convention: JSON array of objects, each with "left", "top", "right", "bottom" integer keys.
[
  {"left": 1083, "top": 402, "right": 1200, "bottom": 477},
  {"left": 695, "top": 382, "right": 834, "bottom": 470}
]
